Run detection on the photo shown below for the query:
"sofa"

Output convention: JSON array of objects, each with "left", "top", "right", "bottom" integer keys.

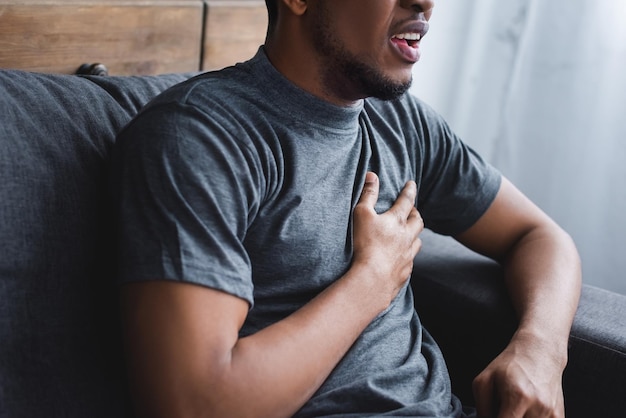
[{"left": 0, "top": 69, "right": 624, "bottom": 418}]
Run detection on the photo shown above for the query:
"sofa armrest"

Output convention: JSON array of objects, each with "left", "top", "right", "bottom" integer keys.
[
  {"left": 411, "top": 230, "right": 626, "bottom": 418},
  {"left": 566, "top": 285, "right": 626, "bottom": 418}
]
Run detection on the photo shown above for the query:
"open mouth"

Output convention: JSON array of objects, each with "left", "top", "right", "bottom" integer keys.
[{"left": 391, "top": 33, "right": 422, "bottom": 48}]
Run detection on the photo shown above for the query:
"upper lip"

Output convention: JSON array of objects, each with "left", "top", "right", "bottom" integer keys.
[{"left": 391, "top": 19, "right": 429, "bottom": 41}]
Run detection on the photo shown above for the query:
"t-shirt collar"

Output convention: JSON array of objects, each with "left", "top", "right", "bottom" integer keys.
[{"left": 247, "top": 47, "right": 364, "bottom": 132}]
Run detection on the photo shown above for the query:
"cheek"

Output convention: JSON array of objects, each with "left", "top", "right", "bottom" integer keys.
[
  {"left": 334, "top": 5, "right": 391, "bottom": 49},
  {"left": 351, "top": 24, "right": 392, "bottom": 59}
]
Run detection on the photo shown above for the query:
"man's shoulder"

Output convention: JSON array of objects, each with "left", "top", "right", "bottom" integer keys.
[{"left": 150, "top": 64, "right": 257, "bottom": 110}]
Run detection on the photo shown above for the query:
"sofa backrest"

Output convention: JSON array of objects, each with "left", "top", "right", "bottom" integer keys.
[{"left": 0, "top": 70, "right": 194, "bottom": 417}]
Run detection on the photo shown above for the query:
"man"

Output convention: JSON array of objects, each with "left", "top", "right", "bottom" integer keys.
[{"left": 111, "top": 0, "right": 581, "bottom": 417}]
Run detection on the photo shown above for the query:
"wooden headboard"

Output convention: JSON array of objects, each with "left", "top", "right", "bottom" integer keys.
[{"left": 0, "top": 0, "right": 267, "bottom": 75}]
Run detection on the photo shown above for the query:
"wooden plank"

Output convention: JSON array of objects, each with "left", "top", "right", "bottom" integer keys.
[
  {"left": 203, "top": 0, "right": 267, "bottom": 70},
  {"left": 0, "top": 1, "right": 204, "bottom": 75}
]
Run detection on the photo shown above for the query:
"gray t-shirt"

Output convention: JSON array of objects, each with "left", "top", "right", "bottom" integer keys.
[{"left": 111, "top": 48, "right": 500, "bottom": 417}]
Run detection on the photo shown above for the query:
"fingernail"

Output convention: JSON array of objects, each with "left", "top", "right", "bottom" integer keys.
[{"left": 365, "top": 172, "right": 378, "bottom": 184}]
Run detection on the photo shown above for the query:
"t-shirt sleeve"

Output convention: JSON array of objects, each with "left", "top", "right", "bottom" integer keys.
[
  {"left": 110, "top": 100, "right": 262, "bottom": 306},
  {"left": 410, "top": 97, "right": 502, "bottom": 236}
]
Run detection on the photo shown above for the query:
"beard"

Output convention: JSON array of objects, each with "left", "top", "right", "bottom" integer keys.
[
  {"left": 310, "top": 3, "right": 412, "bottom": 101},
  {"left": 336, "top": 58, "right": 412, "bottom": 101}
]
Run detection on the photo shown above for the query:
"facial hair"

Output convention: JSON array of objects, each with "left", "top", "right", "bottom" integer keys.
[{"left": 310, "top": 1, "right": 412, "bottom": 101}]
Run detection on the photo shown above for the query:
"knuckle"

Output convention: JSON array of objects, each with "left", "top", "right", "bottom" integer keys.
[
  {"left": 361, "top": 186, "right": 377, "bottom": 196},
  {"left": 353, "top": 202, "right": 366, "bottom": 213},
  {"left": 394, "top": 210, "right": 407, "bottom": 225},
  {"left": 403, "top": 264, "right": 414, "bottom": 277},
  {"left": 511, "top": 382, "right": 531, "bottom": 399},
  {"left": 361, "top": 186, "right": 378, "bottom": 198},
  {"left": 535, "top": 394, "right": 555, "bottom": 415},
  {"left": 353, "top": 203, "right": 373, "bottom": 217},
  {"left": 472, "top": 374, "right": 488, "bottom": 391}
]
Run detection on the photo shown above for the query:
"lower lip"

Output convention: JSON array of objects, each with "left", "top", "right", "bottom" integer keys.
[{"left": 390, "top": 38, "right": 421, "bottom": 63}]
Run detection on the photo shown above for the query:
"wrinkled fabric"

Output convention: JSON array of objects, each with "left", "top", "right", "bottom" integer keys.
[{"left": 112, "top": 49, "right": 500, "bottom": 417}]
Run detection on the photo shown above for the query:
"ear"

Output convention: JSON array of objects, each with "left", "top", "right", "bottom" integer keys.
[{"left": 280, "top": 0, "right": 308, "bottom": 16}]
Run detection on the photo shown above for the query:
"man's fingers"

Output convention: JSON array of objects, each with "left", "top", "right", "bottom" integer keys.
[
  {"left": 407, "top": 206, "right": 424, "bottom": 228},
  {"left": 390, "top": 180, "right": 417, "bottom": 219},
  {"left": 357, "top": 172, "right": 380, "bottom": 209},
  {"left": 357, "top": 176, "right": 422, "bottom": 228},
  {"left": 473, "top": 374, "right": 495, "bottom": 418}
]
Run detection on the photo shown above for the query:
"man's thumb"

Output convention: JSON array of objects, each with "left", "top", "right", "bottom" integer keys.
[{"left": 358, "top": 171, "right": 380, "bottom": 208}]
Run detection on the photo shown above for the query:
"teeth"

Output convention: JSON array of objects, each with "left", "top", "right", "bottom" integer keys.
[{"left": 394, "top": 33, "right": 421, "bottom": 41}]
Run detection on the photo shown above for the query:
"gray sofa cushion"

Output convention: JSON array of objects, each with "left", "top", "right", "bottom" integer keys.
[
  {"left": 565, "top": 285, "right": 626, "bottom": 418},
  {"left": 0, "top": 70, "right": 193, "bottom": 417}
]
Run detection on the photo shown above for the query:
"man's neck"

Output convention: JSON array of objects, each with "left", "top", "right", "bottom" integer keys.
[{"left": 263, "top": 39, "right": 363, "bottom": 108}]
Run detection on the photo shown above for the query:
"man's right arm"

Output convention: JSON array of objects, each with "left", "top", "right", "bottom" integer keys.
[{"left": 121, "top": 172, "right": 424, "bottom": 418}]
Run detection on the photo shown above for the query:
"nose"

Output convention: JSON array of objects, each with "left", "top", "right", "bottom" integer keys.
[{"left": 401, "top": 0, "right": 434, "bottom": 20}]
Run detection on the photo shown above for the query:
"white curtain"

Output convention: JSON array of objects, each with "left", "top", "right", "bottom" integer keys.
[{"left": 411, "top": 0, "right": 626, "bottom": 295}]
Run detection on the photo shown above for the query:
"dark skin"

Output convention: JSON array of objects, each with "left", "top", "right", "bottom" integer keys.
[{"left": 121, "top": 1, "right": 581, "bottom": 417}]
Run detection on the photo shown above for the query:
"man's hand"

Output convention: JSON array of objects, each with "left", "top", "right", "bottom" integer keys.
[
  {"left": 456, "top": 177, "right": 580, "bottom": 418},
  {"left": 121, "top": 172, "right": 427, "bottom": 418},
  {"left": 473, "top": 331, "right": 566, "bottom": 418},
  {"left": 352, "top": 171, "right": 424, "bottom": 305}
]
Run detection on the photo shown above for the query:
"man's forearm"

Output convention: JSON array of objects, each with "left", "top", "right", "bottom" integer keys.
[
  {"left": 196, "top": 176, "right": 422, "bottom": 418},
  {"left": 123, "top": 270, "right": 388, "bottom": 418},
  {"left": 124, "top": 175, "right": 424, "bottom": 418},
  {"left": 503, "top": 223, "right": 581, "bottom": 361},
  {"left": 455, "top": 177, "right": 582, "bottom": 417},
  {"left": 471, "top": 222, "right": 581, "bottom": 417},
  {"left": 220, "top": 264, "right": 398, "bottom": 417}
]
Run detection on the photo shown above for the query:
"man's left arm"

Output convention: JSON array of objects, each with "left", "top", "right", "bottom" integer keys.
[{"left": 455, "top": 176, "right": 582, "bottom": 418}]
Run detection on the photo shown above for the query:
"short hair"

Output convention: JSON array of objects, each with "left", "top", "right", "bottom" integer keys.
[{"left": 265, "top": 0, "right": 278, "bottom": 34}]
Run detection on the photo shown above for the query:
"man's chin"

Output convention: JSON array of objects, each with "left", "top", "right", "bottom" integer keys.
[
  {"left": 368, "top": 78, "right": 412, "bottom": 101},
  {"left": 337, "top": 56, "right": 413, "bottom": 101}
]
